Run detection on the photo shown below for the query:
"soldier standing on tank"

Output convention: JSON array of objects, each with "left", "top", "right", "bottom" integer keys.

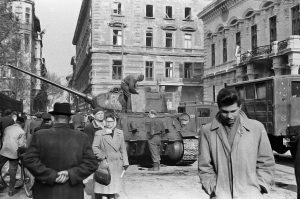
[
  {"left": 147, "top": 110, "right": 165, "bottom": 171},
  {"left": 120, "top": 74, "right": 144, "bottom": 112}
]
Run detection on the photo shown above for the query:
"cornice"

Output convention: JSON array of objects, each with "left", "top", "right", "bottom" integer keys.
[{"left": 198, "top": 0, "right": 244, "bottom": 22}]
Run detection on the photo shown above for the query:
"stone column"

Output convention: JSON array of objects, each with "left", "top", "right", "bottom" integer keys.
[
  {"left": 290, "top": 64, "right": 300, "bottom": 75},
  {"left": 236, "top": 67, "right": 243, "bottom": 82},
  {"left": 288, "top": 52, "right": 300, "bottom": 75},
  {"left": 247, "top": 63, "right": 256, "bottom": 80},
  {"left": 272, "top": 57, "right": 284, "bottom": 76}
]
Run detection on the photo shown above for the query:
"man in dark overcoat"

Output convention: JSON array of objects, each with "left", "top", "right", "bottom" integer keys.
[{"left": 23, "top": 102, "right": 98, "bottom": 199}]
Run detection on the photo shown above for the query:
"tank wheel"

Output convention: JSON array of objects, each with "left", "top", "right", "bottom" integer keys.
[{"left": 165, "top": 141, "right": 184, "bottom": 165}]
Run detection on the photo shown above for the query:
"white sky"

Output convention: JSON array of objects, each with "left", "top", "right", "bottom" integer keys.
[{"left": 35, "top": 0, "right": 82, "bottom": 78}]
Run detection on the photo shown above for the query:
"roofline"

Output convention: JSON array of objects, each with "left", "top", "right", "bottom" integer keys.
[
  {"left": 72, "top": 0, "right": 89, "bottom": 45},
  {"left": 197, "top": 0, "right": 226, "bottom": 19}
]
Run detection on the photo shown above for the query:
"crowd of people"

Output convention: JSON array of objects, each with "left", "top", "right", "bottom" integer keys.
[{"left": 0, "top": 87, "right": 300, "bottom": 199}]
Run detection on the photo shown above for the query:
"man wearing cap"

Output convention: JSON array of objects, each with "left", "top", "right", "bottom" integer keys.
[
  {"left": 147, "top": 110, "right": 165, "bottom": 171},
  {"left": 23, "top": 102, "right": 98, "bottom": 199},
  {"left": 84, "top": 107, "right": 105, "bottom": 146},
  {"left": 120, "top": 74, "right": 144, "bottom": 112},
  {"left": 30, "top": 112, "right": 43, "bottom": 134}
]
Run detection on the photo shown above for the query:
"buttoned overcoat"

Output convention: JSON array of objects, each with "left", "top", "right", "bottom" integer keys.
[
  {"left": 92, "top": 128, "right": 129, "bottom": 194},
  {"left": 198, "top": 112, "right": 275, "bottom": 199},
  {"left": 23, "top": 123, "right": 98, "bottom": 199}
]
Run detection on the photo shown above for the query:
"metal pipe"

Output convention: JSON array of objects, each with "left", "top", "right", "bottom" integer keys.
[{"left": 3, "top": 64, "right": 93, "bottom": 102}]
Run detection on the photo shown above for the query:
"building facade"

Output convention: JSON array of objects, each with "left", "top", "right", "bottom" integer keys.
[
  {"left": 198, "top": 0, "right": 300, "bottom": 102},
  {"left": 0, "top": 0, "right": 43, "bottom": 113},
  {"left": 72, "top": 0, "right": 208, "bottom": 111}
]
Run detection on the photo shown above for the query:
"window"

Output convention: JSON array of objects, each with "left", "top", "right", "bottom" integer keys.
[
  {"left": 292, "top": 5, "right": 300, "bottom": 35},
  {"left": 184, "top": 63, "right": 192, "bottom": 79},
  {"left": 112, "top": 60, "right": 122, "bottom": 80},
  {"left": 245, "top": 85, "right": 255, "bottom": 99},
  {"left": 185, "top": 7, "right": 191, "bottom": 20},
  {"left": 236, "top": 86, "right": 245, "bottom": 99},
  {"left": 146, "top": 5, "right": 153, "bottom": 17},
  {"left": 256, "top": 83, "right": 266, "bottom": 99},
  {"left": 211, "top": 44, "right": 215, "bottom": 66},
  {"left": 223, "top": 38, "right": 227, "bottom": 63},
  {"left": 236, "top": 32, "right": 241, "bottom": 47},
  {"left": 146, "top": 30, "right": 153, "bottom": 47},
  {"left": 165, "top": 6, "right": 172, "bottom": 18},
  {"left": 251, "top": 25, "right": 257, "bottom": 50},
  {"left": 166, "top": 32, "right": 172, "bottom": 48},
  {"left": 113, "top": 2, "right": 121, "bottom": 15},
  {"left": 292, "top": 81, "right": 300, "bottom": 97},
  {"left": 25, "top": 7, "right": 30, "bottom": 24},
  {"left": 165, "top": 62, "right": 173, "bottom": 78},
  {"left": 145, "top": 61, "right": 153, "bottom": 80},
  {"left": 184, "top": 34, "right": 192, "bottom": 49},
  {"left": 197, "top": 108, "right": 210, "bottom": 117},
  {"left": 113, "top": 30, "right": 122, "bottom": 46},
  {"left": 24, "top": 34, "right": 30, "bottom": 53},
  {"left": 269, "top": 16, "right": 277, "bottom": 42}
]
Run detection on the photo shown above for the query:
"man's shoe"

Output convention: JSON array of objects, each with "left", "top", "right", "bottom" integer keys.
[{"left": 148, "top": 162, "right": 160, "bottom": 171}]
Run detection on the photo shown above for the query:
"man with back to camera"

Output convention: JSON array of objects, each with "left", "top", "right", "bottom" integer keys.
[
  {"left": 23, "top": 102, "right": 98, "bottom": 199},
  {"left": 198, "top": 88, "right": 275, "bottom": 199},
  {"left": 120, "top": 74, "right": 144, "bottom": 112}
]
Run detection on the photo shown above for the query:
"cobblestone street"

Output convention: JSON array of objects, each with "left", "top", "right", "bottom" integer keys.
[{"left": 1, "top": 152, "right": 297, "bottom": 199}]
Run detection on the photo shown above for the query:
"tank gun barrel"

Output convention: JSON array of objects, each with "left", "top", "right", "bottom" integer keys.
[{"left": 3, "top": 64, "right": 93, "bottom": 103}]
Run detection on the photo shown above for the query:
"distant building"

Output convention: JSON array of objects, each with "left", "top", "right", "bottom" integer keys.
[
  {"left": 198, "top": 0, "right": 300, "bottom": 102},
  {"left": 71, "top": 0, "right": 208, "bottom": 110},
  {"left": 0, "top": 0, "right": 44, "bottom": 113}
]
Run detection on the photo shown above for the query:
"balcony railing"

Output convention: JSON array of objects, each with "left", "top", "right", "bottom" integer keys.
[{"left": 240, "top": 45, "right": 272, "bottom": 63}]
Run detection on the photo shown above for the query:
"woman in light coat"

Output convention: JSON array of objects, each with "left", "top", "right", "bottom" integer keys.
[{"left": 92, "top": 112, "right": 129, "bottom": 199}]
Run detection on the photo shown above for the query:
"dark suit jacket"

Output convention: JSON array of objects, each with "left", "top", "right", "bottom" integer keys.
[{"left": 23, "top": 123, "right": 98, "bottom": 199}]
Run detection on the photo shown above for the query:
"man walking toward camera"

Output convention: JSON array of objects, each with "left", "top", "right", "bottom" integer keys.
[
  {"left": 198, "top": 88, "right": 275, "bottom": 199},
  {"left": 23, "top": 102, "right": 98, "bottom": 199}
]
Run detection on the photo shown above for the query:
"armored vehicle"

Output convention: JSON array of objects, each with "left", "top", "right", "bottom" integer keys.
[{"left": 4, "top": 64, "right": 198, "bottom": 165}]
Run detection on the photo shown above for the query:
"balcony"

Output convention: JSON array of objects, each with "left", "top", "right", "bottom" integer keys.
[{"left": 238, "top": 35, "right": 300, "bottom": 65}]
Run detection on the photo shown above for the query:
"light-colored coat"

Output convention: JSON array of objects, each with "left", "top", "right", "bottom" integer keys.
[
  {"left": 0, "top": 124, "right": 26, "bottom": 159},
  {"left": 92, "top": 128, "right": 129, "bottom": 194},
  {"left": 198, "top": 112, "right": 275, "bottom": 199}
]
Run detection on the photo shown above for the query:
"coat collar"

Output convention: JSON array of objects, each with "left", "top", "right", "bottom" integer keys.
[
  {"left": 210, "top": 111, "right": 250, "bottom": 155},
  {"left": 102, "top": 128, "right": 122, "bottom": 151},
  {"left": 210, "top": 111, "right": 250, "bottom": 133},
  {"left": 52, "top": 123, "right": 70, "bottom": 129}
]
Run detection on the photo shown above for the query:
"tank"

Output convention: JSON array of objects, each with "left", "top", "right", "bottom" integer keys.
[{"left": 4, "top": 64, "right": 198, "bottom": 165}]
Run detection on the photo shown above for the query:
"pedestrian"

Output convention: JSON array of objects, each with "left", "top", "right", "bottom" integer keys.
[
  {"left": 120, "top": 74, "right": 144, "bottom": 112},
  {"left": 147, "top": 110, "right": 165, "bottom": 171},
  {"left": 71, "top": 109, "right": 85, "bottom": 131},
  {"left": 0, "top": 117, "right": 26, "bottom": 196},
  {"left": 23, "top": 102, "right": 98, "bottom": 199},
  {"left": 92, "top": 112, "right": 129, "bottom": 199},
  {"left": 0, "top": 109, "right": 14, "bottom": 148},
  {"left": 30, "top": 112, "right": 43, "bottom": 134},
  {"left": 198, "top": 88, "right": 275, "bottom": 199},
  {"left": 84, "top": 107, "right": 106, "bottom": 146}
]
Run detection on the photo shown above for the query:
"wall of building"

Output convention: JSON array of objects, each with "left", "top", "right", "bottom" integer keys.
[
  {"left": 199, "top": 0, "right": 300, "bottom": 102},
  {"left": 73, "top": 0, "right": 209, "bottom": 109}
]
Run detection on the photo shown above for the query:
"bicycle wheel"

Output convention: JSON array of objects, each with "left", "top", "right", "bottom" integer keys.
[{"left": 21, "top": 162, "right": 33, "bottom": 198}]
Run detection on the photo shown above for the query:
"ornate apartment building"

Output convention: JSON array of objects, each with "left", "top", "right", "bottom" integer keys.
[
  {"left": 198, "top": 0, "right": 300, "bottom": 102},
  {"left": 71, "top": 0, "right": 208, "bottom": 110},
  {"left": 0, "top": 0, "right": 43, "bottom": 113}
]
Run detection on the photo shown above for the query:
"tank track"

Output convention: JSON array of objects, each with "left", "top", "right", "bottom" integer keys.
[{"left": 176, "top": 138, "right": 198, "bottom": 165}]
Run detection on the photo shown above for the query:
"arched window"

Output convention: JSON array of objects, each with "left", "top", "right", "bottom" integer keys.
[
  {"left": 245, "top": 10, "right": 254, "bottom": 18},
  {"left": 262, "top": 1, "right": 274, "bottom": 8}
]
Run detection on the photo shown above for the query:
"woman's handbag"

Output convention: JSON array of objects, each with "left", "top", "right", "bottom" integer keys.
[{"left": 94, "top": 159, "right": 111, "bottom": 185}]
